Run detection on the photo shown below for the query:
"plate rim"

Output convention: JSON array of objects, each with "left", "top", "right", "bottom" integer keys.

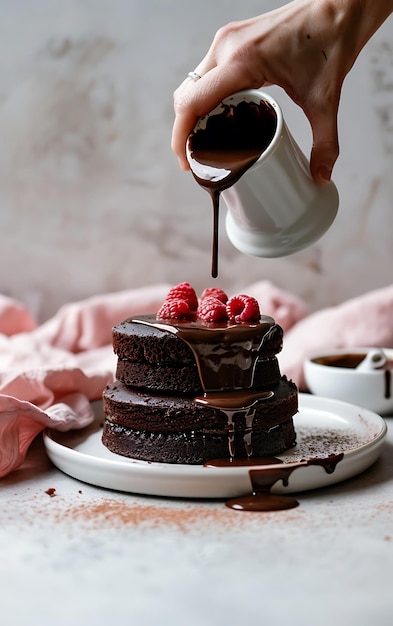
[{"left": 43, "top": 394, "right": 387, "bottom": 496}]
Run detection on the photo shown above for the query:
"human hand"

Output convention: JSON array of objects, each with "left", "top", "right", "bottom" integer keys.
[{"left": 172, "top": 0, "right": 393, "bottom": 184}]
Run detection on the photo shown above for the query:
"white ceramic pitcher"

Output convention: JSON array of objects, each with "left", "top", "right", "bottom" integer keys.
[{"left": 189, "top": 89, "right": 339, "bottom": 258}]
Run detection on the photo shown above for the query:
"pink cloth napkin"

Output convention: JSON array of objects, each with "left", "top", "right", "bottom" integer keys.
[
  {"left": 0, "top": 285, "right": 170, "bottom": 478},
  {"left": 279, "top": 284, "right": 393, "bottom": 389},
  {"left": 1, "top": 280, "right": 393, "bottom": 478}
]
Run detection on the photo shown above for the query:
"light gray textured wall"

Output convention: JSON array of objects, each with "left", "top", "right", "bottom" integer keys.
[{"left": 1, "top": 0, "right": 392, "bottom": 320}]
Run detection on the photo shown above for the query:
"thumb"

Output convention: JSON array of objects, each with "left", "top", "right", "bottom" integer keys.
[{"left": 308, "top": 108, "right": 339, "bottom": 185}]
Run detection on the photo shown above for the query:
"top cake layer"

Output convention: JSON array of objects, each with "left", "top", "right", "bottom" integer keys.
[{"left": 113, "top": 314, "right": 283, "bottom": 394}]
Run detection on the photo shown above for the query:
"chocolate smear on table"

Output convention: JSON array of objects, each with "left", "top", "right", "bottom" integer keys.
[{"left": 206, "top": 453, "right": 344, "bottom": 512}]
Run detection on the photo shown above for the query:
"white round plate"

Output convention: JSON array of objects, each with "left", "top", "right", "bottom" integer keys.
[{"left": 43, "top": 394, "right": 387, "bottom": 499}]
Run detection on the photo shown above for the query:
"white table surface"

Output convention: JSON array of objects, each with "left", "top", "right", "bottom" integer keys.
[{"left": 1, "top": 410, "right": 393, "bottom": 626}]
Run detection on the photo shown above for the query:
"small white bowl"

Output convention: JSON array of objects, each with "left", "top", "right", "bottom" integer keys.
[{"left": 304, "top": 347, "right": 393, "bottom": 415}]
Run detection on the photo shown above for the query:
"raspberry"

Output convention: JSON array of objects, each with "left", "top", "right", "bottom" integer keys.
[
  {"left": 157, "top": 298, "right": 191, "bottom": 320},
  {"left": 200, "top": 287, "right": 228, "bottom": 304},
  {"left": 226, "top": 294, "right": 261, "bottom": 323},
  {"left": 166, "top": 282, "right": 198, "bottom": 311},
  {"left": 198, "top": 297, "right": 228, "bottom": 323}
]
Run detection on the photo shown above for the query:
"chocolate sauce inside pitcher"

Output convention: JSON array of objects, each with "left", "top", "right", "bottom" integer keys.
[{"left": 187, "top": 100, "right": 277, "bottom": 277}]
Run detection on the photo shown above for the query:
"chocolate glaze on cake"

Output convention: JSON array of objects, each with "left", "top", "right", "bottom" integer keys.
[
  {"left": 116, "top": 356, "right": 281, "bottom": 395},
  {"left": 113, "top": 314, "right": 283, "bottom": 394},
  {"left": 102, "top": 312, "right": 298, "bottom": 464}
]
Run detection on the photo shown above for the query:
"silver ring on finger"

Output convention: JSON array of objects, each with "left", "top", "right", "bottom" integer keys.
[{"left": 187, "top": 71, "right": 202, "bottom": 81}]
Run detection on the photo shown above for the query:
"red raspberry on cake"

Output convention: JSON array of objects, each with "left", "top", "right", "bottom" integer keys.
[
  {"left": 198, "top": 297, "right": 228, "bottom": 322},
  {"left": 226, "top": 294, "right": 261, "bottom": 323},
  {"left": 157, "top": 298, "right": 191, "bottom": 320},
  {"left": 200, "top": 287, "right": 228, "bottom": 304},
  {"left": 166, "top": 282, "right": 198, "bottom": 311}
]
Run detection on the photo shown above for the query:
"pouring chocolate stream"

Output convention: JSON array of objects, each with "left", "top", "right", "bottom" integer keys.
[{"left": 187, "top": 99, "right": 277, "bottom": 277}]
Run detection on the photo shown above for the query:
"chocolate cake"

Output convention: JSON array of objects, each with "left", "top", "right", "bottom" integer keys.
[{"left": 102, "top": 283, "right": 298, "bottom": 464}]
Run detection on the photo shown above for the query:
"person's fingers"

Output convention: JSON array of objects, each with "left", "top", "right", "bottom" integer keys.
[
  {"left": 305, "top": 96, "right": 340, "bottom": 185},
  {"left": 171, "top": 45, "right": 222, "bottom": 168},
  {"left": 310, "top": 140, "right": 339, "bottom": 185},
  {"left": 174, "top": 54, "right": 215, "bottom": 95},
  {"left": 172, "top": 63, "right": 266, "bottom": 168},
  {"left": 171, "top": 107, "right": 199, "bottom": 170}
]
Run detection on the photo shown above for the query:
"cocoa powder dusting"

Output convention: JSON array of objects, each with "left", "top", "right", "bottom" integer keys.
[
  {"left": 64, "top": 500, "right": 227, "bottom": 531},
  {"left": 279, "top": 426, "right": 366, "bottom": 462},
  {"left": 14, "top": 493, "right": 305, "bottom": 530},
  {"left": 59, "top": 498, "right": 304, "bottom": 529}
]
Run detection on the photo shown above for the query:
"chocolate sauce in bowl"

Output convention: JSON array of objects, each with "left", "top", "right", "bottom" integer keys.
[
  {"left": 385, "top": 370, "right": 391, "bottom": 399},
  {"left": 312, "top": 353, "right": 393, "bottom": 398},
  {"left": 187, "top": 100, "right": 277, "bottom": 277},
  {"left": 312, "top": 354, "right": 367, "bottom": 368}
]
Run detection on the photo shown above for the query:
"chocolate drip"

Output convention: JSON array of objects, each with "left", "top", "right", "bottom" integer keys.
[
  {"left": 306, "top": 453, "right": 344, "bottom": 474},
  {"left": 194, "top": 389, "right": 274, "bottom": 410},
  {"left": 134, "top": 315, "right": 278, "bottom": 458},
  {"left": 187, "top": 100, "right": 277, "bottom": 278},
  {"left": 224, "top": 453, "right": 344, "bottom": 511},
  {"left": 212, "top": 191, "right": 220, "bottom": 278},
  {"left": 385, "top": 370, "right": 391, "bottom": 399},
  {"left": 137, "top": 315, "right": 277, "bottom": 393}
]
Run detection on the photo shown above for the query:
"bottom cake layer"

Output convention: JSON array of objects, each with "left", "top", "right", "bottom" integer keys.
[
  {"left": 102, "top": 418, "right": 297, "bottom": 465},
  {"left": 102, "top": 376, "right": 298, "bottom": 464}
]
